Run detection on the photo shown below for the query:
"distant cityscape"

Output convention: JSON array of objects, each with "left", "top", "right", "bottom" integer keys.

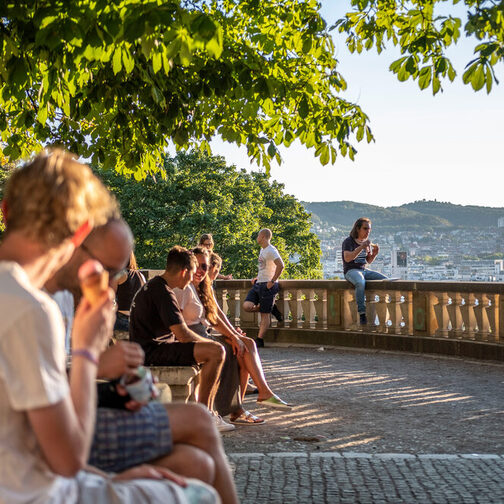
[{"left": 313, "top": 216, "right": 504, "bottom": 282}]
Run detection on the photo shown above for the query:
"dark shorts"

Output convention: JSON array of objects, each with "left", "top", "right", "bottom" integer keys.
[
  {"left": 245, "top": 281, "right": 279, "bottom": 313},
  {"left": 89, "top": 402, "right": 172, "bottom": 472},
  {"left": 145, "top": 341, "right": 197, "bottom": 366}
]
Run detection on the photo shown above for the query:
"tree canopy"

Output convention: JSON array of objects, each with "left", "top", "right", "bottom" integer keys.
[
  {"left": 96, "top": 151, "right": 322, "bottom": 279},
  {"left": 335, "top": 0, "right": 504, "bottom": 95},
  {"left": 0, "top": 0, "right": 371, "bottom": 177}
]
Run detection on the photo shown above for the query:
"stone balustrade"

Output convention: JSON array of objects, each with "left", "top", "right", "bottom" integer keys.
[
  {"left": 213, "top": 279, "right": 504, "bottom": 361},
  {"left": 140, "top": 271, "right": 504, "bottom": 361}
]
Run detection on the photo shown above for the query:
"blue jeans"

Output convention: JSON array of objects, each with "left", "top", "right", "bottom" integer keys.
[{"left": 344, "top": 269, "right": 387, "bottom": 314}]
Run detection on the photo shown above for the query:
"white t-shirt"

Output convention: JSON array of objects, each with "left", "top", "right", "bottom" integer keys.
[
  {"left": 0, "top": 262, "right": 77, "bottom": 503},
  {"left": 173, "top": 284, "right": 208, "bottom": 327},
  {"left": 256, "top": 244, "right": 281, "bottom": 283}
]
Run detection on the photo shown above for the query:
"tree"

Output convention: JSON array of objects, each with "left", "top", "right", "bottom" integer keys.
[
  {"left": 96, "top": 151, "right": 322, "bottom": 279},
  {"left": 0, "top": 0, "right": 372, "bottom": 177},
  {"left": 335, "top": 0, "right": 504, "bottom": 95}
]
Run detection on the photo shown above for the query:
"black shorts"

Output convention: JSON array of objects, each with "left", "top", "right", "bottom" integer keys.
[
  {"left": 245, "top": 281, "right": 279, "bottom": 313},
  {"left": 145, "top": 342, "right": 197, "bottom": 366}
]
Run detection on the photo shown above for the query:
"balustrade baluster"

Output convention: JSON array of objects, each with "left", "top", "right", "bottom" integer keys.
[
  {"left": 486, "top": 294, "right": 499, "bottom": 342},
  {"left": 474, "top": 294, "right": 491, "bottom": 342},
  {"left": 366, "top": 289, "right": 378, "bottom": 331},
  {"left": 283, "top": 290, "right": 294, "bottom": 329},
  {"left": 388, "top": 290, "right": 403, "bottom": 335},
  {"left": 433, "top": 292, "right": 450, "bottom": 338},
  {"left": 343, "top": 289, "right": 357, "bottom": 330},
  {"left": 313, "top": 289, "right": 327, "bottom": 330},
  {"left": 292, "top": 289, "right": 302, "bottom": 328},
  {"left": 374, "top": 292, "right": 390, "bottom": 333},
  {"left": 461, "top": 293, "right": 477, "bottom": 340},
  {"left": 400, "top": 291, "right": 413, "bottom": 335},
  {"left": 300, "top": 289, "right": 311, "bottom": 329},
  {"left": 447, "top": 292, "right": 463, "bottom": 339}
]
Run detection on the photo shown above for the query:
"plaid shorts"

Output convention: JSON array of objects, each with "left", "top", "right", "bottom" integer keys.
[{"left": 89, "top": 402, "right": 172, "bottom": 472}]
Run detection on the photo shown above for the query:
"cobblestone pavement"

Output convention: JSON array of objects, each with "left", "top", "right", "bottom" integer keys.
[
  {"left": 222, "top": 345, "right": 504, "bottom": 503},
  {"left": 229, "top": 452, "right": 504, "bottom": 503}
]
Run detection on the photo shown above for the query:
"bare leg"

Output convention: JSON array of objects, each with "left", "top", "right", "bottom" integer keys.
[
  {"left": 236, "top": 336, "right": 274, "bottom": 401},
  {"left": 242, "top": 301, "right": 259, "bottom": 312},
  {"left": 151, "top": 443, "right": 215, "bottom": 484},
  {"left": 238, "top": 364, "right": 250, "bottom": 403},
  {"left": 257, "top": 312, "right": 271, "bottom": 340},
  {"left": 193, "top": 341, "right": 225, "bottom": 411},
  {"left": 163, "top": 403, "right": 239, "bottom": 504}
]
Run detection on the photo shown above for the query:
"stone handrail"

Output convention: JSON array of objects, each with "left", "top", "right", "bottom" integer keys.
[{"left": 213, "top": 279, "right": 504, "bottom": 354}]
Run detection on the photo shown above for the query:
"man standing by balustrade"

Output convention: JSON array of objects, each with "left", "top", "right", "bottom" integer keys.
[{"left": 243, "top": 228, "right": 285, "bottom": 347}]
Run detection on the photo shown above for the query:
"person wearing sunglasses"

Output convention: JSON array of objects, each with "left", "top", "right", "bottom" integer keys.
[
  {"left": 46, "top": 220, "right": 238, "bottom": 504},
  {"left": 198, "top": 233, "right": 233, "bottom": 280},
  {"left": 342, "top": 217, "right": 388, "bottom": 326}
]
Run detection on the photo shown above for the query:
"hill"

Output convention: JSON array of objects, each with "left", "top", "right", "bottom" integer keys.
[{"left": 302, "top": 200, "right": 504, "bottom": 232}]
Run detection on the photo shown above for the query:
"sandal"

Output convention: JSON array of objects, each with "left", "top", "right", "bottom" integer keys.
[
  {"left": 229, "top": 410, "right": 266, "bottom": 425},
  {"left": 257, "top": 394, "right": 293, "bottom": 411}
]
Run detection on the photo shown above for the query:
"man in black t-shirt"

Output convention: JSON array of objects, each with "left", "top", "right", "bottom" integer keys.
[{"left": 130, "top": 246, "right": 226, "bottom": 414}]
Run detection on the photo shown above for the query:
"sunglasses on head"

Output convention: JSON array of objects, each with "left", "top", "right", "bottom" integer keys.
[{"left": 80, "top": 243, "right": 127, "bottom": 282}]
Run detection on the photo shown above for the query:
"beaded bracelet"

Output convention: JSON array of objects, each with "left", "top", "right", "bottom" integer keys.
[{"left": 72, "top": 349, "right": 99, "bottom": 366}]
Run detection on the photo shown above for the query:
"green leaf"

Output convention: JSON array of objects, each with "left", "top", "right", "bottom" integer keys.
[
  {"left": 471, "top": 65, "right": 485, "bottom": 91},
  {"left": 485, "top": 67, "right": 493, "bottom": 94},
  {"left": 418, "top": 67, "right": 432, "bottom": 90},
  {"left": 37, "top": 105, "right": 48, "bottom": 124},
  {"left": 267, "top": 142, "right": 276, "bottom": 157},
  {"left": 152, "top": 52, "right": 162, "bottom": 73},
  {"left": 122, "top": 48, "right": 135, "bottom": 74},
  {"left": 112, "top": 48, "right": 122, "bottom": 75},
  {"left": 320, "top": 144, "right": 329, "bottom": 165},
  {"left": 298, "top": 97, "right": 309, "bottom": 119}
]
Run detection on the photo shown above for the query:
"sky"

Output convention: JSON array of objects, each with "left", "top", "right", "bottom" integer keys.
[{"left": 210, "top": 1, "right": 504, "bottom": 208}]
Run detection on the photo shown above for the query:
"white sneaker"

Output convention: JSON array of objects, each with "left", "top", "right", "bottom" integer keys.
[{"left": 214, "top": 414, "right": 235, "bottom": 432}]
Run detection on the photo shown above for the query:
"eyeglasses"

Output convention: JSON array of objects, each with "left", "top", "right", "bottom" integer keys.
[
  {"left": 80, "top": 243, "right": 127, "bottom": 282},
  {"left": 198, "top": 263, "right": 208, "bottom": 271}
]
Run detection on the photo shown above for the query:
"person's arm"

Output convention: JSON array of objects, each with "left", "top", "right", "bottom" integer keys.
[
  {"left": 343, "top": 240, "right": 370, "bottom": 262},
  {"left": 266, "top": 257, "right": 284, "bottom": 289},
  {"left": 28, "top": 292, "right": 115, "bottom": 477},
  {"left": 212, "top": 315, "right": 246, "bottom": 357},
  {"left": 217, "top": 273, "right": 233, "bottom": 280},
  {"left": 171, "top": 322, "right": 208, "bottom": 343},
  {"left": 97, "top": 341, "right": 144, "bottom": 379},
  {"left": 366, "top": 243, "right": 380, "bottom": 264}
]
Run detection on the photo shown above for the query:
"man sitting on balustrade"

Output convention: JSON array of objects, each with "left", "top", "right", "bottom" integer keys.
[{"left": 342, "top": 217, "right": 388, "bottom": 326}]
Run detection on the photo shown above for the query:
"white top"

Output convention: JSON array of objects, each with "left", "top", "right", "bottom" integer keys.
[
  {"left": 257, "top": 244, "right": 281, "bottom": 283},
  {"left": 0, "top": 262, "right": 77, "bottom": 503},
  {"left": 173, "top": 284, "right": 208, "bottom": 327},
  {"left": 51, "top": 290, "right": 75, "bottom": 354}
]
